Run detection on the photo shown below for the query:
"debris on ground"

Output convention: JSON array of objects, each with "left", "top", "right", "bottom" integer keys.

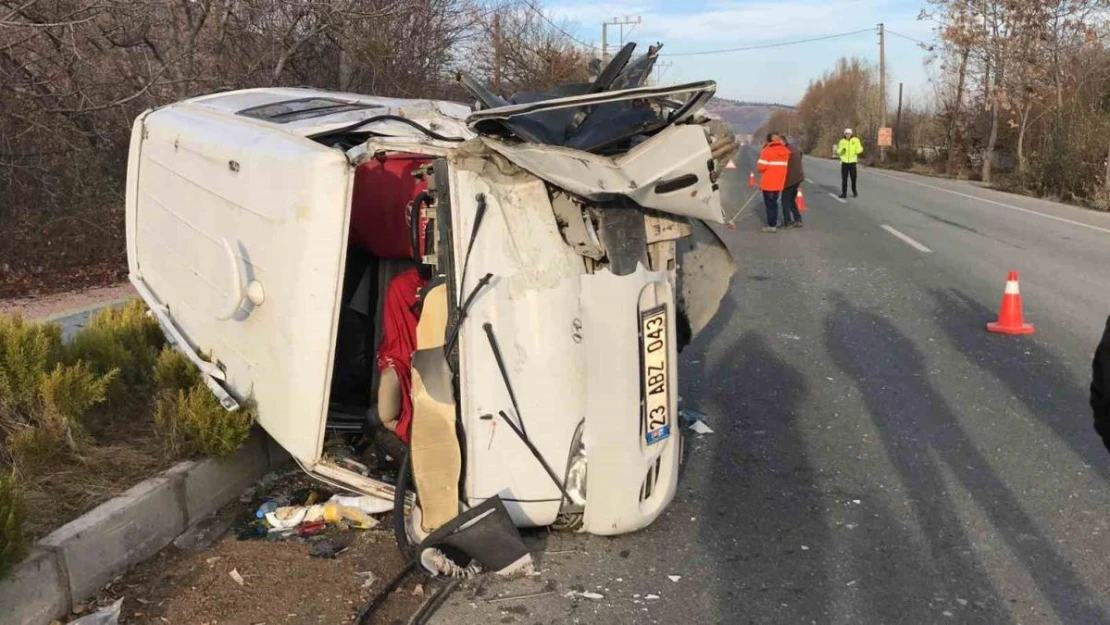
[
  {"left": 66, "top": 598, "right": 122, "bottom": 625},
  {"left": 91, "top": 470, "right": 427, "bottom": 624},
  {"left": 565, "top": 590, "right": 604, "bottom": 600},
  {"left": 668, "top": 575, "right": 681, "bottom": 582},
  {"left": 229, "top": 569, "right": 245, "bottom": 586},
  {"left": 678, "top": 407, "right": 708, "bottom": 428},
  {"left": 689, "top": 420, "right": 714, "bottom": 435},
  {"left": 309, "top": 534, "right": 355, "bottom": 559}
]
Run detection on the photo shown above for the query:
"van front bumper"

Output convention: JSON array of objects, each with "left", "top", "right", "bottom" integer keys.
[{"left": 580, "top": 265, "right": 681, "bottom": 535}]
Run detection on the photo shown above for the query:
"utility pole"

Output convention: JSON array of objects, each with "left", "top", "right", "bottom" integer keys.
[
  {"left": 492, "top": 13, "right": 502, "bottom": 94},
  {"left": 878, "top": 22, "right": 886, "bottom": 162},
  {"left": 895, "top": 82, "right": 903, "bottom": 153},
  {"left": 602, "top": 16, "right": 641, "bottom": 62},
  {"left": 653, "top": 60, "right": 672, "bottom": 85}
]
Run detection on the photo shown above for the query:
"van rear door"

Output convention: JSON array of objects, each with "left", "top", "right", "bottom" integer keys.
[{"left": 126, "top": 104, "right": 352, "bottom": 464}]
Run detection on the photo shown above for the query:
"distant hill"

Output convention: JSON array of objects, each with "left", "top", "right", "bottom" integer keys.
[{"left": 705, "top": 98, "right": 796, "bottom": 135}]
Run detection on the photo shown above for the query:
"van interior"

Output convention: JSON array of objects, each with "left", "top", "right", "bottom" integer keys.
[{"left": 323, "top": 151, "right": 437, "bottom": 476}]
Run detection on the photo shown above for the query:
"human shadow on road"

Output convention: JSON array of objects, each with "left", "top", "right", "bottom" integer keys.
[
  {"left": 825, "top": 292, "right": 1107, "bottom": 624},
  {"left": 688, "top": 307, "right": 834, "bottom": 622},
  {"left": 930, "top": 288, "right": 1106, "bottom": 472}
]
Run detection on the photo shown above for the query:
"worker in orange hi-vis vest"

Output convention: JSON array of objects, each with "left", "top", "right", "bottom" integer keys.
[{"left": 757, "top": 132, "right": 791, "bottom": 233}]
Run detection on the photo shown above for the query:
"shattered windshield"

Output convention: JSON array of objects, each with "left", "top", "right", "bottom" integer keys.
[{"left": 458, "top": 42, "right": 714, "bottom": 155}]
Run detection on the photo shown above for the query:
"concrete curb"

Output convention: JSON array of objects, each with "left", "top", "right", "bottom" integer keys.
[{"left": 0, "top": 426, "right": 290, "bottom": 625}]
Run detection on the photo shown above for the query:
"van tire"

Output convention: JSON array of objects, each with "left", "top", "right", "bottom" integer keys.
[{"left": 393, "top": 451, "right": 417, "bottom": 559}]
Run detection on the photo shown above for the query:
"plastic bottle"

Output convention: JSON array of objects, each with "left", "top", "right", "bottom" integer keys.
[{"left": 255, "top": 497, "right": 289, "bottom": 519}]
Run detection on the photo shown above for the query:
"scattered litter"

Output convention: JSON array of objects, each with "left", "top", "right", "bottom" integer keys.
[
  {"left": 205, "top": 557, "right": 220, "bottom": 565},
  {"left": 943, "top": 611, "right": 954, "bottom": 618},
  {"left": 329, "top": 493, "right": 393, "bottom": 515},
  {"left": 229, "top": 569, "right": 245, "bottom": 586},
  {"left": 356, "top": 571, "right": 377, "bottom": 590},
  {"left": 826, "top": 377, "right": 834, "bottom": 381},
  {"left": 413, "top": 584, "right": 425, "bottom": 598},
  {"left": 956, "top": 598, "right": 968, "bottom": 606},
  {"left": 678, "top": 407, "right": 708, "bottom": 428},
  {"left": 668, "top": 575, "right": 681, "bottom": 583},
  {"left": 255, "top": 498, "right": 289, "bottom": 519},
  {"left": 847, "top": 580, "right": 858, "bottom": 587},
  {"left": 801, "top": 545, "right": 810, "bottom": 551},
  {"left": 564, "top": 590, "right": 604, "bottom": 600},
  {"left": 851, "top": 499, "right": 862, "bottom": 505},
  {"left": 310, "top": 536, "right": 353, "bottom": 559},
  {"left": 336, "top": 456, "right": 371, "bottom": 476},
  {"left": 66, "top": 599, "right": 123, "bottom": 625},
  {"left": 645, "top": 594, "right": 660, "bottom": 600},
  {"left": 485, "top": 591, "right": 556, "bottom": 604},
  {"left": 845, "top": 524, "right": 858, "bottom": 530},
  {"left": 689, "top": 421, "right": 714, "bottom": 435},
  {"left": 616, "top": 578, "right": 623, "bottom": 582}
]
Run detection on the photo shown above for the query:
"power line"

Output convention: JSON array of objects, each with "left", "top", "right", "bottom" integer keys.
[
  {"left": 886, "top": 29, "right": 936, "bottom": 50},
  {"left": 518, "top": 0, "right": 598, "bottom": 51},
  {"left": 664, "top": 29, "right": 874, "bottom": 57}
]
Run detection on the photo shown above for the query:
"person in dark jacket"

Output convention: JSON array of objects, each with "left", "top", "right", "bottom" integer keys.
[
  {"left": 782, "top": 138, "right": 805, "bottom": 228},
  {"left": 1093, "top": 314, "right": 1110, "bottom": 454}
]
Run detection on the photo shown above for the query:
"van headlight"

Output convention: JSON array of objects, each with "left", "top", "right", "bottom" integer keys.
[
  {"left": 564, "top": 421, "right": 587, "bottom": 507},
  {"left": 554, "top": 420, "right": 587, "bottom": 530}
]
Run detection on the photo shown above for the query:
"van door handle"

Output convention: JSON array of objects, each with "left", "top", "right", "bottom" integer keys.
[{"left": 216, "top": 237, "right": 265, "bottom": 320}]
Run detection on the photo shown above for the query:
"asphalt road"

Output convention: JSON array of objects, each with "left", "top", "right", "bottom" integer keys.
[{"left": 433, "top": 150, "right": 1110, "bottom": 625}]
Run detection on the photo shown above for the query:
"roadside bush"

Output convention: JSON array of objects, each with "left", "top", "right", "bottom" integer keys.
[
  {"left": 0, "top": 315, "right": 63, "bottom": 423},
  {"left": 0, "top": 472, "right": 26, "bottom": 579},
  {"left": 155, "top": 384, "right": 253, "bottom": 459},
  {"left": 153, "top": 347, "right": 199, "bottom": 394},
  {"left": 66, "top": 300, "right": 164, "bottom": 395},
  {"left": 38, "top": 363, "right": 117, "bottom": 450}
]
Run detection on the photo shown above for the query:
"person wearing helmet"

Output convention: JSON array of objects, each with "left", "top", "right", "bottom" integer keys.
[{"left": 837, "top": 128, "right": 864, "bottom": 198}]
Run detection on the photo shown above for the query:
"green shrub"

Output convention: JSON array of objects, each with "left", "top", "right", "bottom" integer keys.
[
  {"left": 66, "top": 300, "right": 164, "bottom": 394},
  {"left": 39, "top": 363, "right": 116, "bottom": 449},
  {"left": 0, "top": 472, "right": 27, "bottom": 579},
  {"left": 0, "top": 315, "right": 63, "bottom": 423},
  {"left": 153, "top": 347, "right": 198, "bottom": 394},
  {"left": 155, "top": 384, "right": 253, "bottom": 458}
]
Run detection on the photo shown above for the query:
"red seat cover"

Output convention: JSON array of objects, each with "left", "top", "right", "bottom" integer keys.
[{"left": 350, "top": 154, "right": 434, "bottom": 259}]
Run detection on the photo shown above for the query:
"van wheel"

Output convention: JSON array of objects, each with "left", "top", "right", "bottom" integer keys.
[{"left": 393, "top": 451, "right": 417, "bottom": 559}]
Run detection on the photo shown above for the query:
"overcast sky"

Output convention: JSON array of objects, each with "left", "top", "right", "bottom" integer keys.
[{"left": 545, "top": 0, "right": 940, "bottom": 106}]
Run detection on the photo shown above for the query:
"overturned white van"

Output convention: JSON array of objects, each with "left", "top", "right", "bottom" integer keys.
[{"left": 125, "top": 44, "right": 737, "bottom": 541}]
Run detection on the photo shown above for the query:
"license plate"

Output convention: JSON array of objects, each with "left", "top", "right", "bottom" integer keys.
[{"left": 640, "top": 306, "right": 671, "bottom": 445}]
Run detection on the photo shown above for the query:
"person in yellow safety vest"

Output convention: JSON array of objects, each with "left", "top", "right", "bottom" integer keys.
[{"left": 837, "top": 128, "right": 864, "bottom": 199}]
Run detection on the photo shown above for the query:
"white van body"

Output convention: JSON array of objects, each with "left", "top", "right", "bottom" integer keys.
[{"left": 126, "top": 84, "right": 735, "bottom": 536}]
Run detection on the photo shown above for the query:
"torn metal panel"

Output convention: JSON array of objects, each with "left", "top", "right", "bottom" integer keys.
[
  {"left": 645, "top": 211, "right": 692, "bottom": 244},
  {"left": 677, "top": 219, "right": 737, "bottom": 342},
  {"left": 551, "top": 193, "right": 604, "bottom": 260},
  {"left": 481, "top": 124, "right": 726, "bottom": 223}
]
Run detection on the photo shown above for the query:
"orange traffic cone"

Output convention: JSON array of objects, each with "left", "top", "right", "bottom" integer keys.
[
  {"left": 797, "top": 188, "right": 808, "bottom": 213},
  {"left": 987, "top": 270, "right": 1035, "bottom": 335},
  {"left": 747, "top": 172, "right": 756, "bottom": 188},
  {"left": 725, "top": 159, "right": 737, "bottom": 170}
]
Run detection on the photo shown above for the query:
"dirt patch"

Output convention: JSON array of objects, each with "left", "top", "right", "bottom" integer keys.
[
  {"left": 96, "top": 530, "right": 426, "bottom": 625},
  {"left": 0, "top": 259, "right": 128, "bottom": 301},
  {"left": 86, "top": 472, "right": 428, "bottom": 625},
  {"left": 0, "top": 282, "right": 133, "bottom": 320}
]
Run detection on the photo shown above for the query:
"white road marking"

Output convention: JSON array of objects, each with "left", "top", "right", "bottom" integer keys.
[
  {"left": 829, "top": 193, "right": 846, "bottom": 203},
  {"left": 870, "top": 169, "right": 1110, "bottom": 235},
  {"left": 881, "top": 225, "right": 933, "bottom": 253}
]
